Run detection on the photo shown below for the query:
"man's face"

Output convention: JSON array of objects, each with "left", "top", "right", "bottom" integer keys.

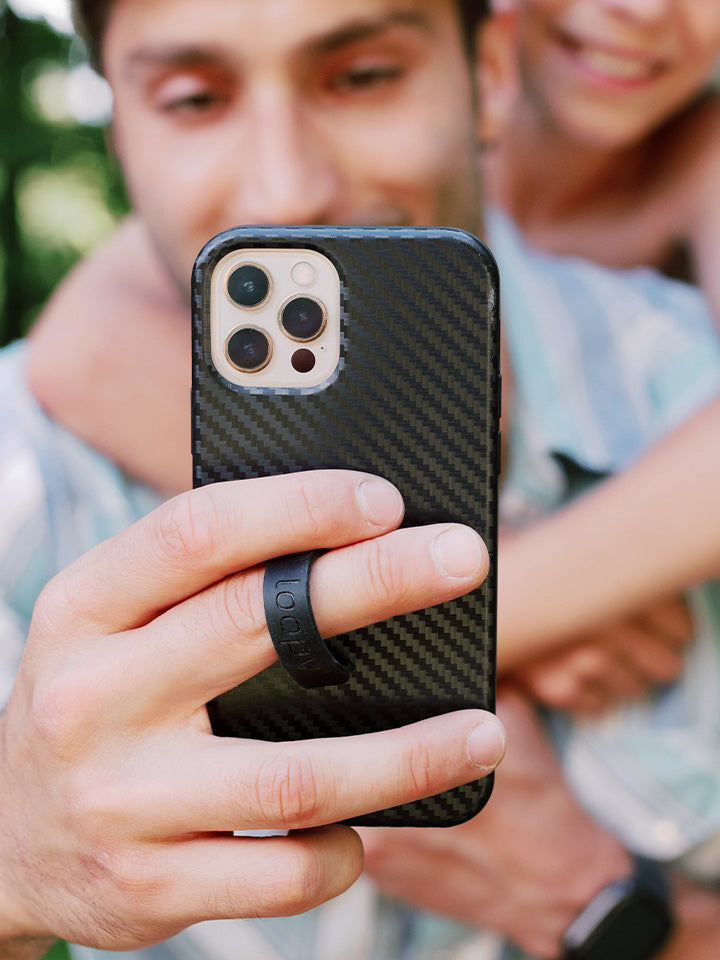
[
  {"left": 516, "top": 0, "right": 720, "bottom": 148},
  {"left": 104, "top": 0, "right": 490, "bottom": 291}
]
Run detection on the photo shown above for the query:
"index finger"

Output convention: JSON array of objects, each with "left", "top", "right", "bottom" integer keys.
[{"left": 36, "top": 472, "right": 404, "bottom": 638}]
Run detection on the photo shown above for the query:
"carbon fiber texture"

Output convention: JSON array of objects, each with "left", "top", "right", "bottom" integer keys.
[{"left": 192, "top": 225, "right": 500, "bottom": 827}]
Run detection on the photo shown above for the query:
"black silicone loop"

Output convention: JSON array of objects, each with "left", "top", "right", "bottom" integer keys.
[{"left": 263, "top": 551, "right": 353, "bottom": 689}]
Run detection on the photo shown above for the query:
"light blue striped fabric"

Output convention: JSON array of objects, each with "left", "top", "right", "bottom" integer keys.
[
  {"left": 490, "top": 210, "right": 720, "bottom": 871},
  {"left": 2, "top": 212, "right": 720, "bottom": 960}
]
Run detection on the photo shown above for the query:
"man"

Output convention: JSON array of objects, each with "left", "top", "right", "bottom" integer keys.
[
  {"left": 0, "top": 2, "right": 515, "bottom": 957},
  {"left": 3, "top": 1, "right": 720, "bottom": 959}
]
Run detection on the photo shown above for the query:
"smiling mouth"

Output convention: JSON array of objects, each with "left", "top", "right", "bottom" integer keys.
[{"left": 552, "top": 27, "right": 668, "bottom": 85}]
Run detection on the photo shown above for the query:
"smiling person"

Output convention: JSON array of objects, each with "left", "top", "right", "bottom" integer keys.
[
  {"left": 481, "top": 0, "right": 720, "bottom": 757},
  {"left": 5, "top": 2, "right": 720, "bottom": 960},
  {"left": 487, "top": 0, "right": 720, "bottom": 309}
]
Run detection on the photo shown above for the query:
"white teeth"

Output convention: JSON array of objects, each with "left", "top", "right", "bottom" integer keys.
[{"left": 577, "top": 47, "right": 655, "bottom": 80}]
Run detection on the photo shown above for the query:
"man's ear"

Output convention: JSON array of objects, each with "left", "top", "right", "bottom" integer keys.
[{"left": 474, "top": 8, "right": 519, "bottom": 145}]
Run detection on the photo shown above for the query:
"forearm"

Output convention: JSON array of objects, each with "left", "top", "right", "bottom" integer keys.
[
  {"left": 690, "top": 141, "right": 720, "bottom": 334},
  {"left": 498, "top": 397, "right": 720, "bottom": 670},
  {"left": 26, "top": 217, "right": 191, "bottom": 497},
  {"left": 515, "top": 861, "right": 720, "bottom": 960}
]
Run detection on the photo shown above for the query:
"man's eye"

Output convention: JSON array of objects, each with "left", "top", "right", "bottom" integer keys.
[
  {"left": 160, "top": 90, "right": 226, "bottom": 115},
  {"left": 329, "top": 64, "right": 403, "bottom": 94}
]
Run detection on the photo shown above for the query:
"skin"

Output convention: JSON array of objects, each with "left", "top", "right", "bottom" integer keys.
[
  {"left": 27, "top": 0, "right": 694, "bottom": 711},
  {"left": 11, "top": 0, "right": 720, "bottom": 956},
  {"left": 0, "top": 471, "right": 503, "bottom": 951},
  {"left": 511, "top": 0, "right": 720, "bottom": 150},
  {"left": 0, "top": 1, "right": 520, "bottom": 954},
  {"left": 361, "top": 691, "right": 633, "bottom": 959},
  {"left": 27, "top": 232, "right": 701, "bottom": 717},
  {"left": 105, "top": 0, "right": 488, "bottom": 286},
  {"left": 482, "top": 0, "right": 720, "bottom": 707},
  {"left": 362, "top": 690, "right": 720, "bottom": 960},
  {"left": 487, "top": 0, "right": 720, "bottom": 314}
]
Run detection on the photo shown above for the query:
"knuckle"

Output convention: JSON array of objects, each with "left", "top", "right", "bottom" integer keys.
[
  {"left": 153, "top": 491, "right": 221, "bottom": 568},
  {"left": 31, "top": 573, "right": 86, "bottom": 641},
  {"left": 401, "top": 738, "right": 435, "bottom": 799},
  {"left": 276, "top": 847, "right": 326, "bottom": 914},
  {"left": 63, "top": 768, "right": 134, "bottom": 837},
  {"left": 543, "top": 691, "right": 574, "bottom": 711},
  {"left": 282, "top": 474, "right": 330, "bottom": 541},
  {"left": 31, "top": 576, "right": 63, "bottom": 637},
  {"left": 525, "top": 671, "right": 565, "bottom": 707},
  {"left": 255, "top": 751, "right": 327, "bottom": 828},
  {"left": 572, "top": 649, "right": 607, "bottom": 682},
  {"left": 543, "top": 674, "right": 584, "bottom": 711},
  {"left": 363, "top": 539, "right": 408, "bottom": 609},
  {"left": 211, "top": 573, "right": 266, "bottom": 647},
  {"left": 81, "top": 841, "right": 167, "bottom": 928},
  {"left": 30, "top": 666, "right": 102, "bottom": 759},
  {"left": 111, "top": 848, "right": 165, "bottom": 903}
]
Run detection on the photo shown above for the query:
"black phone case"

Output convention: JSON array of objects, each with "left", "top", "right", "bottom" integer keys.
[{"left": 191, "top": 225, "right": 500, "bottom": 826}]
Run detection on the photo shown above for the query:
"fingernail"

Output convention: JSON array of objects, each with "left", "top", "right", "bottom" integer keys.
[
  {"left": 468, "top": 719, "right": 507, "bottom": 771},
  {"left": 433, "top": 526, "right": 485, "bottom": 579},
  {"left": 357, "top": 478, "right": 404, "bottom": 527}
]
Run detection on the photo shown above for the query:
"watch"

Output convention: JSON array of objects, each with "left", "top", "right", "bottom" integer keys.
[{"left": 561, "top": 856, "right": 674, "bottom": 960}]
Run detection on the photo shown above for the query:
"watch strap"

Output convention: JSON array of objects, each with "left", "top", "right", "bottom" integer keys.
[{"left": 562, "top": 855, "right": 673, "bottom": 960}]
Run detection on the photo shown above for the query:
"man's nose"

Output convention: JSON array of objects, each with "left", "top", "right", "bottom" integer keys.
[{"left": 232, "top": 97, "right": 341, "bottom": 225}]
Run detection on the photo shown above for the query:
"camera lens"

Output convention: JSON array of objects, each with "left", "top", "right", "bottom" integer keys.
[
  {"left": 227, "top": 264, "right": 270, "bottom": 308},
  {"left": 280, "top": 297, "right": 326, "bottom": 342},
  {"left": 226, "top": 327, "right": 272, "bottom": 372}
]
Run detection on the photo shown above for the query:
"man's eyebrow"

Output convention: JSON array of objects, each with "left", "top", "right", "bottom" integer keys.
[
  {"left": 124, "top": 47, "right": 231, "bottom": 75},
  {"left": 122, "top": 10, "right": 432, "bottom": 75},
  {"left": 307, "top": 10, "right": 433, "bottom": 56}
]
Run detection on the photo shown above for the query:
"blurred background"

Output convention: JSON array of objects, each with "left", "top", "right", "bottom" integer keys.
[
  {"left": 0, "top": 0, "right": 127, "bottom": 348},
  {"left": 1, "top": 4, "right": 122, "bottom": 954}
]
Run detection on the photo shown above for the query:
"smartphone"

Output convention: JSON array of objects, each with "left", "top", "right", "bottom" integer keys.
[{"left": 191, "top": 225, "right": 500, "bottom": 826}]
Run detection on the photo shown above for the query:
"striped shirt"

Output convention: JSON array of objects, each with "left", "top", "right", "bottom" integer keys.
[
  {"left": 492, "top": 210, "right": 720, "bottom": 872},
  {"left": 2, "top": 210, "right": 720, "bottom": 960}
]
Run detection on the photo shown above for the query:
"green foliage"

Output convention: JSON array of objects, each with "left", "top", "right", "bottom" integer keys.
[
  {"left": 0, "top": 5, "right": 128, "bottom": 346},
  {"left": 42, "top": 941, "right": 71, "bottom": 960}
]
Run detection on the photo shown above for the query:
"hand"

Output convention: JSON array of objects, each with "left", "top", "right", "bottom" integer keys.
[
  {"left": 0, "top": 471, "right": 505, "bottom": 952},
  {"left": 512, "top": 596, "right": 693, "bottom": 715},
  {"left": 360, "top": 689, "right": 632, "bottom": 960}
]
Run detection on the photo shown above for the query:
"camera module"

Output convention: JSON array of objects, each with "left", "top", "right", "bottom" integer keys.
[
  {"left": 226, "top": 327, "right": 272, "bottom": 372},
  {"left": 280, "top": 297, "right": 326, "bottom": 342},
  {"left": 227, "top": 264, "right": 270, "bottom": 308}
]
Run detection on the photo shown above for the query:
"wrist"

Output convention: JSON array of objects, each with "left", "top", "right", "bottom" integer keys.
[
  {"left": 501, "top": 820, "right": 633, "bottom": 959},
  {"left": 548, "top": 833, "right": 633, "bottom": 950},
  {"left": 0, "top": 862, "right": 46, "bottom": 943},
  {"left": 0, "top": 734, "right": 48, "bottom": 944},
  {"left": 561, "top": 856, "right": 673, "bottom": 960}
]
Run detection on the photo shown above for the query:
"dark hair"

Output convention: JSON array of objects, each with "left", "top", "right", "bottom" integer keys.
[
  {"left": 458, "top": 0, "right": 491, "bottom": 54},
  {"left": 73, "top": 0, "right": 490, "bottom": 72}
]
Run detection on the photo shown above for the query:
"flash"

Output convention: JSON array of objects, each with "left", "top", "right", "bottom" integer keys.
[{"left": 291, "top": 261, "right": 316, "bottom": 287}]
